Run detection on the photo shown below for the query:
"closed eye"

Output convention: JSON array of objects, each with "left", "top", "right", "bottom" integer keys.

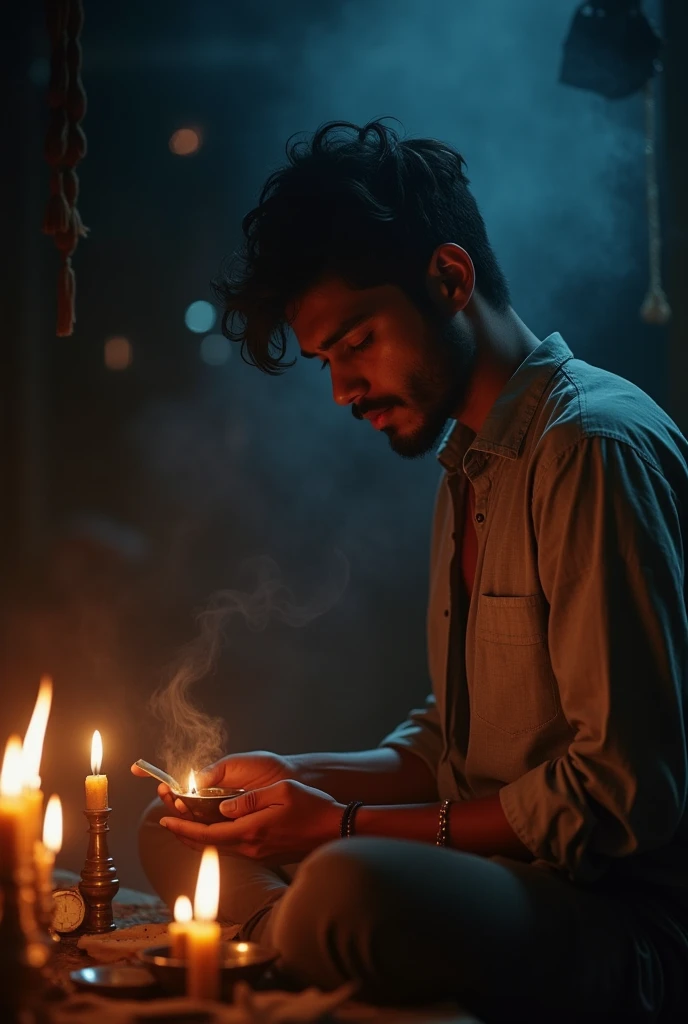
[
  {"left": 317, "top": 331, "right": 373, "bottom": 371},
  {"left": 349, "top": 331, "right": 373, "bottom": 352}
]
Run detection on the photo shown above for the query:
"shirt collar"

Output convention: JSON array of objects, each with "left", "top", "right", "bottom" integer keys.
[{"left": 437, "top": 332, "right": 574, "bottom": 471}]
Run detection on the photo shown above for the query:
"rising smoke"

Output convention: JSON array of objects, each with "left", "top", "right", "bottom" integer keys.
[{"left": 149, "top": 551, "right": 350, "bottom": 783}]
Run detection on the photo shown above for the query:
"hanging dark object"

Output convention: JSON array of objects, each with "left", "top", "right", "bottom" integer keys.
[
  {"left": 639, "top": 79, "right": 671, "bottom": 325},
  {"left": 560, "top": 3, "right": 670, "bottom": 326},
  {"left": 560, "top": 2, "right": 662, "bottom": 100},
  {"left": 42, "top": 0, "right": 89, "bottom": 337}
]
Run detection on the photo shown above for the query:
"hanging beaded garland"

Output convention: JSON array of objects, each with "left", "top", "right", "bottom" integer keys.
[
  {"left": 640, "top": 77, "right": 671, "bottom": 325},
  {"left": 42, "top": 0, "right": 88, "bottom": 337}
]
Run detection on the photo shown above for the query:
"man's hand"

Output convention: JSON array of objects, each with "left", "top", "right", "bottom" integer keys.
[
  {"left": 158, "top": 779, "right": 344, "bottom": 864},
  {"left": 131, "top": 751, "right": 298, "bottom": 819}
]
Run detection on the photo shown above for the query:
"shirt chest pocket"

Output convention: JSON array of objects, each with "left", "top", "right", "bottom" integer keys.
[{"left": 472, "top": 594, "right": 559, "bottom": 736}]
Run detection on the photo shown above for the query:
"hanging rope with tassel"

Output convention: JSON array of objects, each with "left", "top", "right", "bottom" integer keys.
[
  {"left": 42, "top": 0, "right": 88, "bottom": 337},
  {"left": 640, "top": 76, "right": 671, "bottom": 325}
]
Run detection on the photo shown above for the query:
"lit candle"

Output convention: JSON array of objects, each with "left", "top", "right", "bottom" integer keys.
[
  {"left": 85, "top": 730, "right": 108, "bottom": 809},
  {"left": 186, "top": 846, "right": 221, "bottom": 1000},
  {"left": 168, "top": 894, "right": 193, "bottom": 959},
  {"left": 0, "top": 737, "right": 25, "bottom": 882},
  {"left": 188, "top": 770, "right": 198, "bottom": 795},
  {"left": 34, "top": 794, "right": 62, "bottom": 922},
  {"left": 21, "top": 677, "right": 53, "bottom": 862}
]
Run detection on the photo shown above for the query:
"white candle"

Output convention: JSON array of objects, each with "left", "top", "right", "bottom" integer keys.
[
  {"left": 186, "top": 846, "right": 221, "bottom": 1000},
  {"left": 0, "top": 737, "right": 25, "bottom": 882},
  {"left": 168, "top": 894, "right": 193, "bottom": 959},
  {"left": 85, "top": 730, "right": 108, "bottom": 809},
  {"left": 35, "top": 794, "right": 62, "bottom": 920}
]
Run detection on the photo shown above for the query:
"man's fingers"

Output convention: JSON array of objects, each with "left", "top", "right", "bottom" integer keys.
[
  {"left": 156, "top": 788, "right": 195, "bottom": 819},
  {"left": 132, "top": 770, "right": 183, "bottom": 816},
  {"left": 159, "top": 814, "right": 277, "bottom": 860},
  {"left": 160, "top": 816, "right": 251, "bottom": 844},
  {"left": 160, "top": 816, "right": 227, "bottom": 843},
  {"left": 219, "top": 782, "right": 285, "bottom": 819},
  {"left": 160, "top": 789, "right": 191, "bottom": 819},
  {"left": 174, "top": 798, "right": 195, "bottom": 819},
  {"left": 196, "top": 759, "right": 226, "bottom": 789},
  {"left": 176, "top": 836, "right": 208, "bottom": 853},
  {"left": 158, "top": 785, "right": 177, "bottom": 811}
]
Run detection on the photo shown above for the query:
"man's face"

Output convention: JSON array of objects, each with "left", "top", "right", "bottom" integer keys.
[{"left": 293, "top": 276, "right": 476, "bottom": 458}]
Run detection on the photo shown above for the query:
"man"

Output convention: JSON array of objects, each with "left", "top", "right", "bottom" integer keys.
[{"left": 135, "top": 120, "right": 688, "bottom": 1022}]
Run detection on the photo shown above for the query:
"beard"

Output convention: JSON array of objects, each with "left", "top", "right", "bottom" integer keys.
[{"left": 384, "top": 314, "right": 476, "bottom": 459}]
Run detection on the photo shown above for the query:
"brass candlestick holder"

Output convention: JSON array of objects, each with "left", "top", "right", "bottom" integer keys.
[{"left": 79, "top": 807, "right": 119, "bottom": 932}]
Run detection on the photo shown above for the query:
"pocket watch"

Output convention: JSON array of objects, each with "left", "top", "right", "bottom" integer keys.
[{"left": 51, "top": 888, "right": 87, "bottom": 934}]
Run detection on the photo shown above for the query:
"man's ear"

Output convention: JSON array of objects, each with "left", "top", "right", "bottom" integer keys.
[{"left": 426, "top": 243, "right": 475, "bottom": 313}]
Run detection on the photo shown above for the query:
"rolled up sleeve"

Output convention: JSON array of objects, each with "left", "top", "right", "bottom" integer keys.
[
  {"left": 378, "top": 694, "right": 443, "bottom": 778},
  {"left": 499, "top": 436, "right": 688, "bottom": 882}
]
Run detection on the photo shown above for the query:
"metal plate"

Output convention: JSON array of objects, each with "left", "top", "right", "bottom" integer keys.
[{"left": 70, "top": 964, "right": 158, "bottom": 998}]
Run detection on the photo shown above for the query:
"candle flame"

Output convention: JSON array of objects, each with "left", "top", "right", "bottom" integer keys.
[
  {"left": 188, "top": 770, "right": 197, "bottom": 795},
  {"left": 1, "top": 736, "right": 24, "bottom": 797},
  {"left": 235, "top": 942, "right": 249, "bottom": 953},
  {"left": 194, "top": 846, "right": 219, "bottom": 923},
  {"left": 173, "top": 894, "right": 193, "bottom": 923},
  {"left": 91, "top": 730, "right": 103, "bottom": 775},
  {"left": 43, "top": 794, "right": 63, "bottom": 854},
  {"left": 22, "top": 676, "right": 53, "bottom": 789}
]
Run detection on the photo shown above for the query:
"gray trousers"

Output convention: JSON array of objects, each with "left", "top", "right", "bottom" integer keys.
[{"left": 139, "top": 799, "right": 688, "bottom": 1023}]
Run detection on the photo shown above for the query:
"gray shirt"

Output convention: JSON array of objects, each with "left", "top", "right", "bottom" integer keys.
[{"left": 381, "top": 333, "right": 688, "bottom": 894}]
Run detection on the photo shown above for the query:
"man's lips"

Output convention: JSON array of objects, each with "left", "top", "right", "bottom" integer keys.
[{"left": 363, "top": 407, "right": 393, "bottom": 430}]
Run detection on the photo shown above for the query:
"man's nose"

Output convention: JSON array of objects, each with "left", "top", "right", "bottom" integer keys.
[{"left": 330, "top": 364, "right": 367, "bottom": 407}]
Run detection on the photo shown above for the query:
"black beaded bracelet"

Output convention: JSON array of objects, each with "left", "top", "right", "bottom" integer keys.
[
  {"left": 340, "top": 800, "right": 363, "bottom": 838},
  {"left": 436, "top": 798, "right": 453, "bottom": 846}
]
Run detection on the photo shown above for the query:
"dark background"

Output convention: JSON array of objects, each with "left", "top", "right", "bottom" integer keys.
[{"left": 1, "top": 0, "right": 686, "bottom": 890}]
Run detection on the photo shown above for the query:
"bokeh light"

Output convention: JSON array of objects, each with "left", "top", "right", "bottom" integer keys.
[
  {"left": 184, "top": 301, "right": 216, "bottom": 334},
  {"left": 104, "top": 336, "right": 133, "bottom": 371},
  {"left": 169, "top": 127, "right": 202, "bottom": 156},
  {"left": 199, "top": 334, "right": 231, "bottom": 366}
]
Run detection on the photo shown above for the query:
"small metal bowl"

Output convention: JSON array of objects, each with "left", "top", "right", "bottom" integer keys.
[
  {"left": 171, "top": 787, "right": 246, "bottom": 824},
  {"left": 70, "top": 965, "right": 158, "bottom": 999},
  {"left": 139, "top": 942, "right": 278, "bottom": 999}
]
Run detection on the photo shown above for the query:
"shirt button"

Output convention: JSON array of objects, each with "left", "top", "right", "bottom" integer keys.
[
  {"left": 475, "top": 512, "right": 485, "bottom": 524},
  {"left": 444, "top": 609, "right": 449, "bottom": 617}
]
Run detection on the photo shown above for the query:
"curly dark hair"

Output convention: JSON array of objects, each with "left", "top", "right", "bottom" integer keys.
[{"left": 212, "top": 119, "right": 510, "bottom": 375}]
